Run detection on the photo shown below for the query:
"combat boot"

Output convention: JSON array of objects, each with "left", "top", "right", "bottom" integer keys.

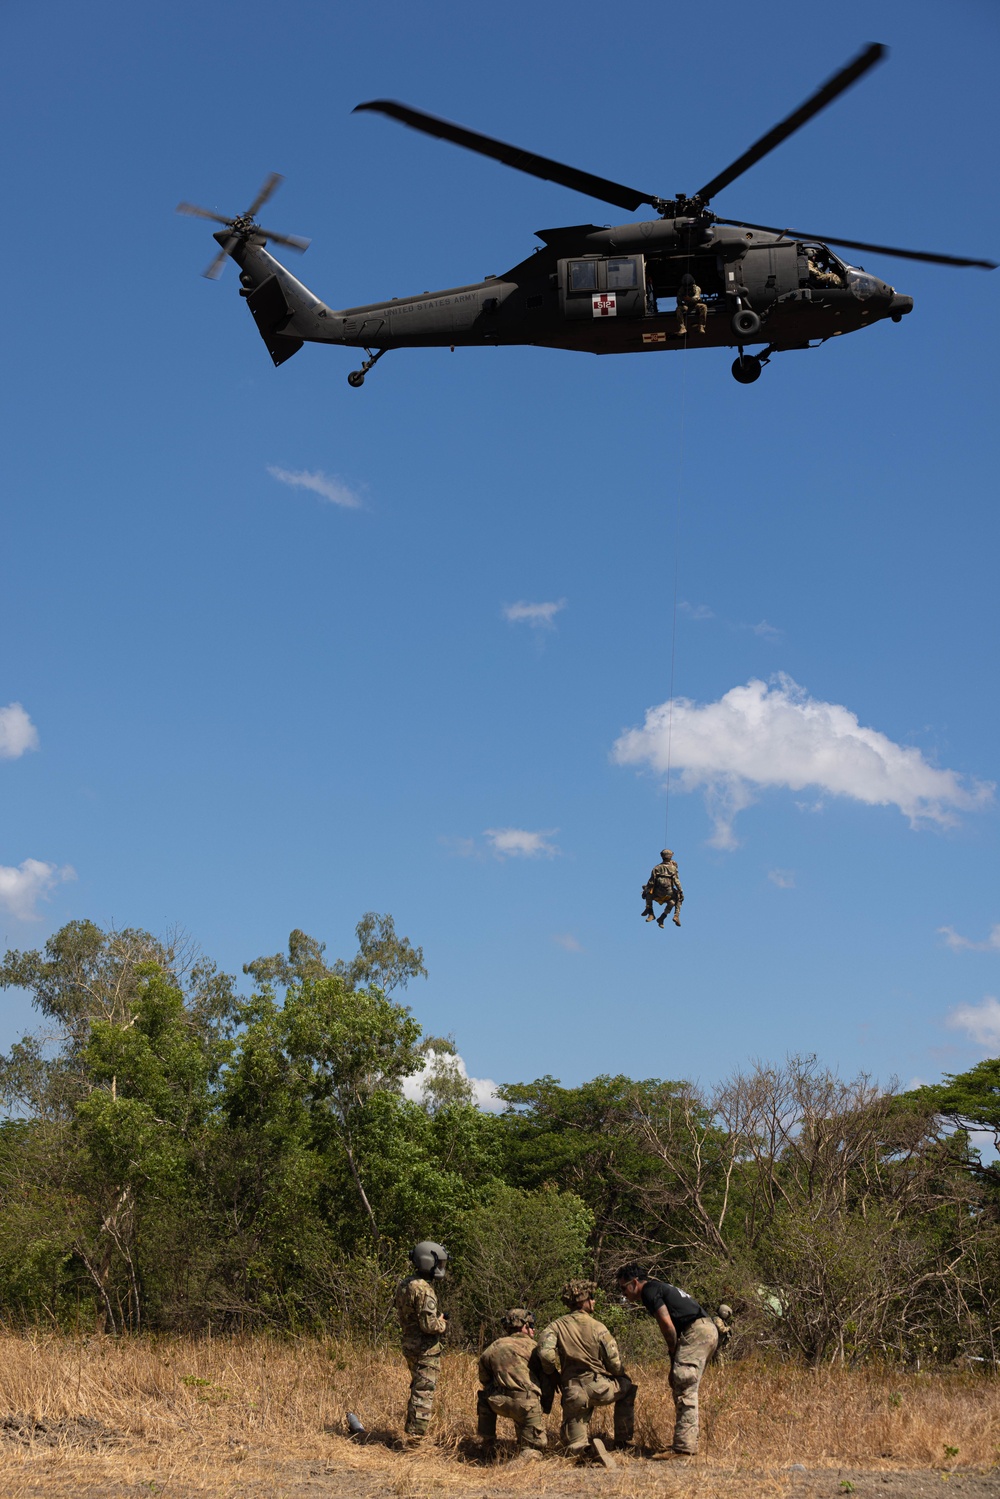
[
  {"left": 673, "top": 913, "right": 681, "bottom": 926},
  {"left": 590, "top": 1437, "right": 617, "bottom": 1469}
]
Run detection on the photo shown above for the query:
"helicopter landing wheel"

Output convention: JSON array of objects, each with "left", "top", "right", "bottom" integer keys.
[
  {"left": 731, "top": 308, "right": 762, "bottom": 338},
  {"left": 347, "top": 370, "right": 365, "bottom": 388},
  {"left": 732, "top": 353, "right": 762, "bottom": 384}
]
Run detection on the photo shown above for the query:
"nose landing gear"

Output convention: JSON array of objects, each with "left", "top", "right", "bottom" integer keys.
[{"left": 347, "top": 347, "right": 387, "bottom": 387}]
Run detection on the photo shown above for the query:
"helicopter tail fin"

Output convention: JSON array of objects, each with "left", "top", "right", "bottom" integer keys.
[{"left": 244, "top": 274, "right": 304, "bottom": 367}]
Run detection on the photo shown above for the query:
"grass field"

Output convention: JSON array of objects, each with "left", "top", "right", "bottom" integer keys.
[{"left": 0, "top": 1335, "right": 996, "bottom": 1497}]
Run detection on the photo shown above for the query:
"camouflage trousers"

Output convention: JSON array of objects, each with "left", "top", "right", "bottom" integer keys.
[
  {"left": 669, "top": 1317, "right": 719, "bottom": 1454},
  {"left": 560, "top": 1372, "right": 636, "bottom": 1447},
  {"left": 676, "top": 302, "right": 707, "bottom": 334},
  {"left": 403, "top": 1347, "right": 441, "bottom": 1436},
  {"left": 477, "top": 1388, "right": 547, "bottom": 1450}
]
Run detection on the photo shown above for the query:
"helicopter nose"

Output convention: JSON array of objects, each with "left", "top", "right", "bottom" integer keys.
[{"left": 889, "top": 293, "right": 913, "bottom": 322}]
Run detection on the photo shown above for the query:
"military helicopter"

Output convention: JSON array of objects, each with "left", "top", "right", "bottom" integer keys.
[{"left": 178, "top": 44, "right": 994, "bottom": 386}]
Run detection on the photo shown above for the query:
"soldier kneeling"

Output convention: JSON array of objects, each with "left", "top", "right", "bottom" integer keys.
[
  {"left": 537, "top": 1280, "right": 636, "bottom": 1458},
  {"left": 477, "top": 1308, "right": 548, "bottom": 1461}
]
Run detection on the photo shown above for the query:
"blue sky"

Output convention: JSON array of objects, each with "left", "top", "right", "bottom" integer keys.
[{"left": 2, "top": 0, "right": 998, "bottom": 1105}]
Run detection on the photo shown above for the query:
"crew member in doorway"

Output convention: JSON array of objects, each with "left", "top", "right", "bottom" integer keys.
[{"left": 675, "top": 273, "right": 707, "bottom": 336}]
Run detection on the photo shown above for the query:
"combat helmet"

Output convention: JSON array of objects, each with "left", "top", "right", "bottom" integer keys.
[
  {"left": 661, "top": 849, "right": 673, "bottom": 860},
  {"left": 409, "top": 1240, "right": 449, "bottom": 1280},
  {"left": 561, "top": 1278, "right": 598, "bottom": 1309},
  {"left": 501, "top": 1307, "right": 535, "bottom": 1334}
]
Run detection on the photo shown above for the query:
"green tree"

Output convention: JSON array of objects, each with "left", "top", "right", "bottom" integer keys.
[
  {"left": 907, "top": 1058, "right": 1000, "bottom": 1155},
  {"left": 450, "top": 1182, "right": 593, "bottom": 1339},
  {"left": 244, "top": 914, "right": 426, "bottom": 996}
]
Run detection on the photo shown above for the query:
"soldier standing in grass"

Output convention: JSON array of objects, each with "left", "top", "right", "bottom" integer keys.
[
  {"left": 476, "top": 1308, "right": 548, "bottom": 1462},
  {"left": 536, "top": 1280, "right": 636, "bottom": 1458},
  {"left": 615, "top": 1263, "right": 718, "bottom": 1458},
  {"left": 394, "top": 1240, "right": 449, "bottom": 1444}
]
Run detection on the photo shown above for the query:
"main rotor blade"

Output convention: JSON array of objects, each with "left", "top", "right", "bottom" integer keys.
[
  {"left": 354, "top": 99, "right": 658, "bottom": 214},
  {"left": 695, "top": 43, "right": 886, "bottom": 203},
  {"left": 256, "top": 226, "right": 311, "bottom": 253},
  {"left": 246, "top": 171, "right": 283, "bottom": 219},
  {"left": 177, "top": 201, "right": 234, "bottom": 226},
  {"left": 716, "top": 218, "right": 998, "bottom": 269}
]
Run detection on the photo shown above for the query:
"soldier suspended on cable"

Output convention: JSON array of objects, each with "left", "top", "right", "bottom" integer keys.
[{"left": 642, "top": 850, "right": 684, "bottom": 928}]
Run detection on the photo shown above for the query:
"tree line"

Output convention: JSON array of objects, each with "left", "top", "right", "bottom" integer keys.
[{"left": 0, "top": 916, "right": 997, "bottom": 1365}]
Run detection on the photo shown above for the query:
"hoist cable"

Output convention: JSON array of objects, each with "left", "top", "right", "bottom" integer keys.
[{"left": 662, "top": 274, "right": 690, "bottom": 842}]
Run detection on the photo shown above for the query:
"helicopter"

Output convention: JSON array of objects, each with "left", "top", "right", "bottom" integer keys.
[{"left": 178, "top": 43, "right": 994, "bottom": 387}]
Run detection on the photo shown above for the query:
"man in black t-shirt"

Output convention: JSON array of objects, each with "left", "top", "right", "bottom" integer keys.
[{"left": 616, "top": 1263, "right": 718, "bottom": 1457}]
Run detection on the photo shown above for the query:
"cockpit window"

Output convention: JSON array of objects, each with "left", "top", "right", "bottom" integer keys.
[
  {"left": 569, "top": 260, "right": 598, "bottom": 292},
  {"left": 606, "top": 258, "right": 638, "bottom": 289}
]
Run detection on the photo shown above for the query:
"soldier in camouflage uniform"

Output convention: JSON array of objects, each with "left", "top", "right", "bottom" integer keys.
[
  {"left": 394, "top": 1240, "right": 449, "bottom": 1441},
  {"left": 477, "top": 1308, "right": 547, "bottom": 1460},
  {"left": 806, "top": 251, "right": 844, "bottom": 288},
  {"left": 675, "top": 273, "right": 708, "bottom": 336},
  {"left": 536, "top": 1280, "right": 636, "bottom": 1455},
  {"left": 642, "top": 849, "right": 684, "bottom": 927}
]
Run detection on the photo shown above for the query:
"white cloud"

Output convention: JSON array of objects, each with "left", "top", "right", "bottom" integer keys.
[
  {"left": 267, "top": 465, "right": 362, "bottom": 509},
  {"left": 768, "top": 869, "right": 796, "bottom": 889},
  {"left": 945, "top": 996, "right": 1000, "bottom": 1050},
  {"left": 552, "top": 932, "right": 583, "bottom": 952},
  {"left": 939, "top": 924, "right": 1000, "bottom": 953},
  {"left": 484, "top": 827, "right": 559, "bottom": 858},
  {"left": 402, "top": 1049, "right": 500, "bottom": 1111},
  {"left": 613, "top": 674, "right": 993, "bottom": 849},
  {"left": 502, "top": 599, "right": 566, "bottom": 628},
  {"left": 750, "top": 619, "right": 782, "bottom": 640},
  {"left": 0, "top": 859, "right": 75, "bottom": 920},
  {"left": 678, "top": 601, "right": 714, "bottom": 621},
  {"left": 0, "top": 704, "right": 39, "bottom": 760}
]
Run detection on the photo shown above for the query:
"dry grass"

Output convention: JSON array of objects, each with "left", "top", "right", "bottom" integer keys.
[{"left": 0, "top": 1335, "right": 995, "bottom": 1497}]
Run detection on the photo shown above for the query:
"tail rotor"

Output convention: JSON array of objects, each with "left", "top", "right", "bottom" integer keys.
[{"left": 176, "top": 173, "right": 310, "bottom": 279}]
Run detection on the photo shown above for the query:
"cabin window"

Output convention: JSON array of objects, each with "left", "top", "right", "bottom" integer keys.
[
  {"left": 606, "top": 258, "right": 638, "bottom": 289},
  {"left": 569, "top": 260, "right": 598, "bottom": 292}
]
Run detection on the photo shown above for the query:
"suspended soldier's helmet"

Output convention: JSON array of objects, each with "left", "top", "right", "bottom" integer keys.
[
  {"left": 501, "top": 1308, "right": 535, "bottom": 1334},
  {"left": 409, "top": 1240, "right": 449, "bottom": 1280},
  {"left": 661, "top": 849, "right": 673, "bottom": 860},
  {"left": 561, "top": 1278, "right": 598, "bottom": 1309}
]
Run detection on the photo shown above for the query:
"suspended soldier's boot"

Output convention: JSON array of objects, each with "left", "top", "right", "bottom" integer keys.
[
  {"left": 645, "top": 911, "right": 655, "bottom": 922},
  {"left": 673, "top": 912, "right": 681, "bottom": 926}
]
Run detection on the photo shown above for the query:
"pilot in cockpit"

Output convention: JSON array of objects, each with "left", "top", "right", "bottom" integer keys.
[{"left": 806, "top": 248, "right": 843, "bottom": 288}]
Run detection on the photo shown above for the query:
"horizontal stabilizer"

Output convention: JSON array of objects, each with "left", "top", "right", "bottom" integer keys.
[{"left": 245, "top": 275, "right": 303, "bottom": 367}]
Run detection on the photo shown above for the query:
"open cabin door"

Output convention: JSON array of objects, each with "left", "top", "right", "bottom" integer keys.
[{"left": 558, "top": 255, "right": 647, "bottom": 321}]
